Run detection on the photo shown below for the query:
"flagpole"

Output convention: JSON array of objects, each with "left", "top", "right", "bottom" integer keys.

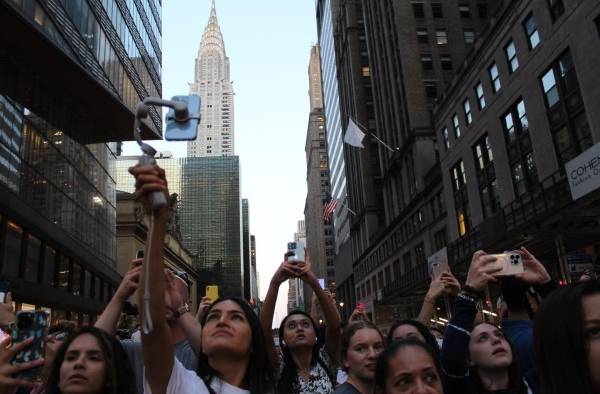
[{"left": 352, "top": 118, "right": 398, "bottom": 153}]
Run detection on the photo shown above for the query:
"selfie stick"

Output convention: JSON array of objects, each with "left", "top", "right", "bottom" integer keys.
[{"left": 133, "top": 97, "right": 200, "bottom": 334}]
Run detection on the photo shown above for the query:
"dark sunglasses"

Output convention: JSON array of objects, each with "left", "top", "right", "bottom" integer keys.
[{"left": 172, "top": 271, "right": 190, "bottom": 287}]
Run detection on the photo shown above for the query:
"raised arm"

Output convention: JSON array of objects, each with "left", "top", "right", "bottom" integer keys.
[
  {"left": 259, "top": 260, "right": 296, "bottom": 369},
  {"left": 416, "top": 272, "right": 460, "bottom": 326},
  {"left": 95, "top": 259, "right": 142, "bottom": 335},
  {"left": 299, "top": 259, "right": 341, "bottom": 362},
  {"left": 130, "top": 164, "right": 172, "bottom": 393}
]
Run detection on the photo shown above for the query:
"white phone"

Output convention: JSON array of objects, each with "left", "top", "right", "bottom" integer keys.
[{"left": 287, "top": 241, "right": 305, "bottom": 262}]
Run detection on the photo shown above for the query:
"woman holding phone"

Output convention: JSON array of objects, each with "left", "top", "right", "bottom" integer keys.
[{"left": 260, "top": 252, "right": 341, "bottom": 393}]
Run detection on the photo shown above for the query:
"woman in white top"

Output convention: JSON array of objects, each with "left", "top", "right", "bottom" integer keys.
[{"left": 130, "top": 164, "right": 274, "bottom": 394}]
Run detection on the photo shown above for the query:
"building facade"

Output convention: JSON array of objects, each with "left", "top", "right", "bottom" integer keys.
[
  {"left": 305, "top": 45, "right": 336, "bottom": 291},
  {"left": 324, "top": 0, "right": 492, "bottom": 327},
  {"left": 115, "top": 154, "right": 244, "bottom": 297},
  {"left": 116, "top": 192, "right": 200, "bottom": 311},
  {"left": 187, "top": 0, "right": 234, "bottom": 157},
  {"left": 316, "top": 0, "right": 351, "bottom": 254},
  {"left": 250, "top": 235, "right": 259, "bottom": 304},
  {"left": 242, "top": 199, "right": 251, "bottom": 301},
  {"left": 0, "top": 0, "right": 162, "bottom": 322},
  {"left": 436, "top": 0, "right": 600, "bottom": 284}
]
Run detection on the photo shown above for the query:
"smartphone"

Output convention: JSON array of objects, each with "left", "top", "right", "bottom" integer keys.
[
  {"left": 165, "top": 95, "right": 201, "bottom": 141},
  {"left": 205, "top": 285, "right": 219, "bottom": 302},
  {"left": 12, "top": 311, "right": 48, "bottom": 380},
  {"left": 0, "top": 281, "right": 10, "bottom": 304},
  {"left": 431, "top": 261, "right": 450, "bottom": 278},
  {"left": 288, "top": 241, "right": 305, "bottom": 262},
  {"left": 136, "top": 250, "right": 144, "bottom": 259},
  {"left": 490, "top": 252, "right": 524, "bottom": 276}
]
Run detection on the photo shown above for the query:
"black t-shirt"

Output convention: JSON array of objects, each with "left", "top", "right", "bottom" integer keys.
[{"left": 334, "top": 382, "right": 362, "bottom": 394}]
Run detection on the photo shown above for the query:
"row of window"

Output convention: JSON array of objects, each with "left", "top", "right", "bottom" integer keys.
[
  {"left": 1, "top": 217, "right": 115, "bottom": 304},
  {"left": 411, "top": 1, "right": 488, "bottom": 20},
  {"left": 440, "top": 12, "right": 543, "bottom": 148},
  {"left": 417, "top": 28, "right": 476, "bottom": 46},
  {"left": 354, "top": 191, "right": 446, "bottom": 283}
]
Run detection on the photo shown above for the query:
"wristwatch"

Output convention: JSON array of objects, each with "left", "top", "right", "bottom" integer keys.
[{"left": 173, "top": 303, "right": 190, "bottom": 319}]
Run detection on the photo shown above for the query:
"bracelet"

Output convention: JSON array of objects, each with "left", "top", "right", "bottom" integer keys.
[
  {"left": 457, "top": 291, "right": 480, "bottom": 305},
  {"left": 462, "top": 285, "right": 484, "bottom": 299}
]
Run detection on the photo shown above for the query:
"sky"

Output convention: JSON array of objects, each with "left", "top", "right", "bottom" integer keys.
[{"left": 122, "top": 0, "right": 318, "bottom": 326}]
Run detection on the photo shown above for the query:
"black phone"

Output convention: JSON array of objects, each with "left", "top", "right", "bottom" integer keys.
[
  {"left": 136, "top": 249, "right": 144, "bottom": 259},
  {"left": 12, "top": 311, "right": 48, "bottom": 380},
  {"left": 0, "top": 281, "right": 10, "bottom": 304}
]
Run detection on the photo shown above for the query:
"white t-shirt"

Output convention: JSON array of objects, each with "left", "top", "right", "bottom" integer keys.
[{"left": 143, "top": 358, "right": 249, "bottom": 394}]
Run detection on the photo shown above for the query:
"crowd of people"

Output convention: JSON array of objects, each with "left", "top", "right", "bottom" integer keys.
[{"left": 0, "top": 163, "right": 596, "bottom": 394}]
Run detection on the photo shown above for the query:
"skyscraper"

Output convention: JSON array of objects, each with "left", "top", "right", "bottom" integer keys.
[
  {"left": 0, "top": 0, "right": 161, "bottom": 322},
  {"left": 316, "top": 0, "right": 351, "bottom": 254},
  {"left": 304, "top": 45, "right": 335, "bottom": 290},
  {"left": 242, "top": 199, "right": 251, "bottom": 300},
  {"left": 188, "top": 0, "right": 234, "bottom": 157},
  {"left": 115, "top": 154, "right": 244, "bottom": 298}
]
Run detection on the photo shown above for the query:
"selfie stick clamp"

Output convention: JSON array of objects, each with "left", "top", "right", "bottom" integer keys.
[{"left": 133, "top": 97, "right": 200, "bottom": 335}]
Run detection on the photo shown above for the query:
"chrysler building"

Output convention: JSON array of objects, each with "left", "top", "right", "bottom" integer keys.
[{"left": 188, "top": 0, "right": 234, "bottom": 156}]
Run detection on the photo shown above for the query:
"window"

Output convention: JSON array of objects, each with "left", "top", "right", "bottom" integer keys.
[
  {"left": 385, "top": 266, "right": 391, "bottom": 285},
  {"left": 459, "top": 4, "right": 471, "bottom": 18},
  {"left": 441, "top": 55, "right": 452, "bottom": 70},
  {"left": 541, "top": 51, "right": 592, "bottom": 164},
  {"left": 414, "top": 244, "right": 425, "bottom": 265},
  {"left": 412, "top": 2, "right": 425, "bottom": 18},
  {"left": 473, "top": 134, "right": 499, "bottom": 218},
  {"left": 2, "top": 221, "right": 22, "bottom": 277},
  {"left": 436, "top": 30, "right": 448, "bottom": 45},
  {"left": 451, "top": 161, "right": 470, "bottom": 237},
  {"left": 452, "top": 114, "right": 461, "bottom": 138},
  {"left": 23, "top": 234, "right": 41, "bottom": 282},
  {"left": 478, "top": 3, "right": 488, "bottom": 18},
  {"left": 417, "top": 29, "right": 429, "bottom": 44},
  {"left": 523, "top": 14, "right": 541, "bottom": 49},
  {"left": 463, "top": 99, "right": 473, "bottom": 125},
  {"left": 421, "top": 55, "right": 433, "bottom": 70},
  {"left": 424, "top": 81, "right": 438, "bottom": 99},
  {"left": 441, "top": 127, "right": 450, "bottom": 150},
  {"left": 503, "top": 99, "right": 538, "bottom": 196},
  {"left": 42, "top": 245, "right": 56, "bottom": 286},
  {"left": 434, "top": 228, "right": 447, "bottom": 250},
  {"left": 475, "top": 82, "right": 486, "bottom": 110},
  {"left": 541, "top": 69, "right": 559, "bottom": 108},
  {"left": 403, "top": 252, "right": 412, "bottom": 271},
  {"left": 432, "top": 2, "right": 443, "bottom": 18},
  {"left": 464, "top": 29, "right": 475, "bottom": 44},
  {"left": 489, "top": 63, "right": 501, "bottom": 92},
  {"left": 56, "top": 255, "right": 70, "bottom": 290},
  {"left": 505, "top": 40, "right": 519, "bottom": 73},
  {"left": 548, "top": 0, "right": 565, "bottom": 22}
]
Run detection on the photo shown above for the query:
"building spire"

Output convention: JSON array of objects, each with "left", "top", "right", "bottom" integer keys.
[{"left": 211, "top": 0, "right": 216, "bottom": 15}]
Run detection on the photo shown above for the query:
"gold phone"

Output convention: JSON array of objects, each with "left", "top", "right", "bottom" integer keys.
[{"left": 205, "top": 285, "right": 219, "bottom": 302}]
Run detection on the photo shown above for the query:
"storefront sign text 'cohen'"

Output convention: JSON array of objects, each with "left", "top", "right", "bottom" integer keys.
[{"left": 565, "top": 143, "right": 600, "bottom": 200}]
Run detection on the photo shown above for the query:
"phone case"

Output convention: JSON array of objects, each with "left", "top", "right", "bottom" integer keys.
[
  {"left": 12, "top": 311, "right": 48, "bottom": 380},
  {"left": 491, "top": 253, "right": 524, "bottom": 276},
  {"left": 206, "top": 286, "right": 219, "bottom": 302}
]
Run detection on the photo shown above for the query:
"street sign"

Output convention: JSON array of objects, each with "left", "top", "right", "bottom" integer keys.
[{"left": 565, "top": 142, "right": 600, "bottom": 200}]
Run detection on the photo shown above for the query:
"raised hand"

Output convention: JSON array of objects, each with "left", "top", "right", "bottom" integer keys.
[
  {"left": 113, "top": 259, "right": 142, "bottom": 302},
  {"left": 465, "top": 251, "right": 501, "bottom": 292},
  {"left": 0, "top": 337, "right": 44, "bottom": 390},
  {"left": 516, "top": 247, "right": 551, "bottom": 285},
  {"left": 128, "top": 164, "right": 169, "bottom": 216},
  {"left": 440, "top": 272, "right": 461, "bottom": 296}
]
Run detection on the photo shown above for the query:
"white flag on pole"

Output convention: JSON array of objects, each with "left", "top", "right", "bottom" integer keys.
[{"left": 344, "top": 118, "right": 366, "bottom": 148}]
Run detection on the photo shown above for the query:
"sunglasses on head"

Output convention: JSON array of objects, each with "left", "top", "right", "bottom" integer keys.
[{"left": 172, "top": 271, "right": 190, "bottom": 286}]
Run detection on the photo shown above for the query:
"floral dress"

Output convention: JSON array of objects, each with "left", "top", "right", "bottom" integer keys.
[{"left": 279, "top": 348, "right": 334, "bottom": 394}]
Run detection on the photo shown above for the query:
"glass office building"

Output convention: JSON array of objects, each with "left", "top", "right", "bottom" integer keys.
[
  {"left": 0, "top": 0, "right": 161, "bottom": 321},
  {"left": 116, "top": 155, "right": 244, "bottom": 298}
]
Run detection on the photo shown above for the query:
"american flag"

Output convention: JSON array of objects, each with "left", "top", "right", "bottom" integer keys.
[{"left": 322, "top": 193, "right": 338, "bottom": 223}]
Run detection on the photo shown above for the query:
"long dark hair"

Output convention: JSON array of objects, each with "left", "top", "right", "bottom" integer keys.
[
  {"left": 469, "top": 322, "right": 528, "bottom": 394},
  {"left": 198, "top": 297, "right": 275, "bottom": 394},
  {"left": 375, "top": 338, "right": 441, "bottom": 392},
  {"left": 387, "top": 319, "right": 440, "bottom": 360},
  {"left": 277, "top": 310, "right": 333, "bottom": 394},
  {"left": 341, "top": 321, "right": 383, "bottom": 371},
  {"left": 535, "top": 280, "right": 600, "bottom": 394},
  {"left": 45, "top": 326, "right": 136, "bottom": 394}
]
